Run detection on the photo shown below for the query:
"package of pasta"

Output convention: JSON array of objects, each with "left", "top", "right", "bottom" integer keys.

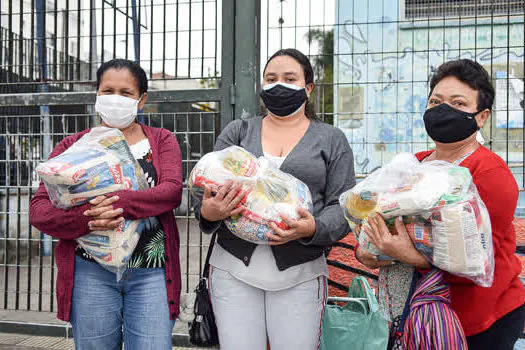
[
  {"left": 190, "top": 146, "right": 313, "bottom": 243},
  {"left": 37, "top": 127, "right": 147, "bottom": 209},
  {"left": 36, "top": 127, "right": 148, "bottom": 280},
  {"left": 340, "top": 153, "right": 494, "bottom": 286}
]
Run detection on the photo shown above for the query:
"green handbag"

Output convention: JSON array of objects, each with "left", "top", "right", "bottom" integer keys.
[{"left": 320, "top": 276, "right": 389, "bottom": 350}]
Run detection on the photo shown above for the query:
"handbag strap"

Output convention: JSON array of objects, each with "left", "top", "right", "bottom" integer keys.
[
  {"left": 395, "top": 269, "right": 421, "bottom": 333},
  {"left": 237, "top": 119, "right": 248, "bottom": 145},
  {"left": 202, "top": 232, "right": 217, "bottom": 278}
]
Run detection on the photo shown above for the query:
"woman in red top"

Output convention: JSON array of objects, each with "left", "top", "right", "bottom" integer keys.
[
  {"left": 30, "top": 59, "right": 183, "bottom": 350},
  {"left": 356, "top": 59, "right": 525, "bottom": 349}
]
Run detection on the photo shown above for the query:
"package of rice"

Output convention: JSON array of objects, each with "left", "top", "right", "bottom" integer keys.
[
  {"left": 429, "top": 193, "right": 493, "bottom": 286},
  {"left": 190, "top": 146, "right": 313, "bottom": 244}
]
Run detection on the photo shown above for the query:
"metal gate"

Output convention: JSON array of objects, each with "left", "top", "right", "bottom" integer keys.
[
  {"left": 0, "top": 0, "right": 261, "bottom": 321},
  {"left": 2, "top": 0, "right": 525, "bottom": 337}
]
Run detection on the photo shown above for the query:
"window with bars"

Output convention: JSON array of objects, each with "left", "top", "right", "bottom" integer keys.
[{"left": 404, "top": 0, "right": 525, "bottom": 19}]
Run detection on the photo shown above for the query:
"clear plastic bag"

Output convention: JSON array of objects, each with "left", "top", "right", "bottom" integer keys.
[
  {"left": 190, "top": 146, "right": 313, "bottom": 243},
  {"left": 36, "top": 127, "right": 148, "bottom": 280},
  {"left": 340, "top": 153, "right": 494, "bottom": 287},
  {"left": 37, "top": 127, "right": 147, "bottom": 208}
]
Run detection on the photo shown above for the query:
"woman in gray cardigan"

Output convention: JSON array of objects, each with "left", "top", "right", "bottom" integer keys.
[{"left": 194, "top": 49, "right": 356, "bottom": 350}]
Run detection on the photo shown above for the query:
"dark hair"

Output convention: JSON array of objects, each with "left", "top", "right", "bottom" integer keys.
[
  {"left": 263, "top": 48, "right": 318, "bottom": 120},
  {"left": 96, "top": 59, "right": 148, "bottom": 95},
  {"left": 429, "top": 59, "right": 495, "bottom": 111}
]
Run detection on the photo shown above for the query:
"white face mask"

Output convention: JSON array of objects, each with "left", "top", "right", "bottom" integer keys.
[{"left": 95, "top": 94, "right": 142, "bottom": 129}]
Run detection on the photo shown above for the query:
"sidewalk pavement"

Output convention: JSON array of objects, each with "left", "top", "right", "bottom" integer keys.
[
  {"left": 0, "top": 332, "right": 208, "bottom": 350},
  {"left": 1, "top": 331, "right": 525, "bottom": 349},
  {"left": 0, "top": 310, "right": 211, "bottom": 350}
]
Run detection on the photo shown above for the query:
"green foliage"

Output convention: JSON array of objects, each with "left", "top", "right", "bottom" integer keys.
[{"left": 306, "top": 29, "right": 334, "bottom": 125}]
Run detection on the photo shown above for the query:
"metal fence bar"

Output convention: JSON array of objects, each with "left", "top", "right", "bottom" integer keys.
[
  {"left": 0, "top": 89, "right": 223, "bottom": 106},
  {"left": 3, "top": 182, "right": 8, "bottom": 310},
  {"left": 0, "top": 110, "right": 220, "bottom": 310},
  {"left": 0, "top": 0, "right": 239, "bottom": 315},
  {"left": 233, "top": 0, "right": 261, "bottom": 119},
  {"left": 219, "top": 0, "right": 235, "bottom": 128}
]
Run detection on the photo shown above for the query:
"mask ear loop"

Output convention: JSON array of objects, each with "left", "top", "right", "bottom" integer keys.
[
  {"left": 135, "top": 94, "right": 145, "bottom": 124},
  {"left": 476, "top": 130, "right": 485, "bottom": 145},
  {"left": 465, "top": 109, "right": 484, "bottom": 120},
  {"left": 472, "top": 109, "right": 486, "bottom": 145}
]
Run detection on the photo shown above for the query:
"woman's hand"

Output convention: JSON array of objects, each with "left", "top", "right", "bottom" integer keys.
[
  {"left": 355, "top": 245, "right": 395, "bottom": 269},
  {"left": 200, "top": 181, "right": 245, "bottom": 222},
  {"left": 364, "top": 214, "right": 430, "bottom": 269},
  {"left": 267, "top": 207, "right": 316, "bottom": 245},
  {"left": 84, "top": 195, "right": 124, "bottom": 231}
]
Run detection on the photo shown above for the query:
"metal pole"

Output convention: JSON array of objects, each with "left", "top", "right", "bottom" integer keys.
[
  {"left": 36, "top": 0, "right": 52, "bottom": 257},
  {"left": 130, "top": 0, "right": 144, "bottom": 123},
  {"left": 131, "top": 0, "right": 140, "bottom": 63},
  {"left": 219, "top": 0, "right": 235, "bottom": 129},
  {"left": 89, "top": 0, "right": 98, "bottom": 127},
  {"left": 234, "top": 0, "right": 261, "bottom": 120}
]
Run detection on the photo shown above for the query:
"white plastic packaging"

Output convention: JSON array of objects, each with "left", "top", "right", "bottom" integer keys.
[
  {"left": 340, "top": 152, "right": 494, "bottom": 287},
  {"left": 190, "top": 146, "right": 313, "bottom": 243},
  {"left": 36, "top": 127, "right": 148, "bottom": 280}
]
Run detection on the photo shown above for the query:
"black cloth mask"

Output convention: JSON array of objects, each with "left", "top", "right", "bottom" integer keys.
[
  {"left": 423, "top": 103, "right": 481, "bottom": 143},
  {"left": 260, "top": 83, "right": 308, "bottom": 117}
]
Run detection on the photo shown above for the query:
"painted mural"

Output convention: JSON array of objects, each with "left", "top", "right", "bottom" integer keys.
[{"left": 334, "top": 0, "right": 525, "bottom": 179}]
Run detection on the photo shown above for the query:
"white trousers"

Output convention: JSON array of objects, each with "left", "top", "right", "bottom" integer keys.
[{"left": 209, "top": 267, "right": 327, "bottom": 350}]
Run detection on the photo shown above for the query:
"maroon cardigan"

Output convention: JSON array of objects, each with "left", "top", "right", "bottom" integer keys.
[{"left": 29, "top": 124, "right": 183, "bottom": 321}]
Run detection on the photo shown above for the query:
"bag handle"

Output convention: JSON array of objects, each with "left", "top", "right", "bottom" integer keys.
[
  {"left": 327, "top": 297, "right": 368, "bottom": 314},
  {"left": 348, "top": 276, "right": 380, "bottom": 313}
]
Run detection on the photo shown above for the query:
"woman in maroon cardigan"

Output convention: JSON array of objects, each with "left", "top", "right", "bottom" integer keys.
[{"left": 29, "top": 59, "right": 183, "bottom": 350}]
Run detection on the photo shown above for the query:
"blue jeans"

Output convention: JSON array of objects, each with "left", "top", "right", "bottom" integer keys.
[{"left": 70, "top": 256, "right": 175, "bottom": 350}]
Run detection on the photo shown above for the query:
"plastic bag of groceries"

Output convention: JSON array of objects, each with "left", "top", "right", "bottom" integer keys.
[
  {"left": 36, "top": 127, "right": 146, "bottom": 209},
  {"left": 36, "top": 127, "right": 148, "bottom": 280},
  {"left": 189, "top": 146, "right": 313, "bottom": 244},
  {"left": 339, "top": 153, "right": 494, "bottom": 287}
]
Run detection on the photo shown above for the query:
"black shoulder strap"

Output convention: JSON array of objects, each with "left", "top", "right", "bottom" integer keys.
[
  {"left": 397, "top": 269, "right": 421, "bottom": 332},
  {"left": 237, "top": 119, "right": 248, "bottom": 146},
  {"left": 202, "top": 232, "right": 217, "bottom": 278},
  {"left": 201, "top": 119, "right": 247, "bottom": 278}
]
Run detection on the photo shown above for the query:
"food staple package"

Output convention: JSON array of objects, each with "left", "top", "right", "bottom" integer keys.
[
  {"left": 37, "top": 127, "right": 146, "bottom": 209},
  {"left": 189, "top": 146, "right": 313, "bottom": 243},
  {"left": 36, "top": 127, "right": 148, "bottom": 279},
  {"left": 339, "top": 153, "right": 494, "bottom": 287}
]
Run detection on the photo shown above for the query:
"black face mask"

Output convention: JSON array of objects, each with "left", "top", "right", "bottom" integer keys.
[
  {"left": 423, "top": 103, "right": 481, "bottom": 143},
  {"left": 260, "top": 83, "right": 308, "bottom": 117}
]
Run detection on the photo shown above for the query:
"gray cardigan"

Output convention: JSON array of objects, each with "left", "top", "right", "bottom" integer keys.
[{"left": 194, "top": 116, "right": 356, "bottom": 270}]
